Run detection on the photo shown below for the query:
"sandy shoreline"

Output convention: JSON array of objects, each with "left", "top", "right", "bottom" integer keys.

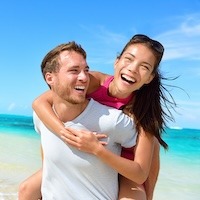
[
  {"left": 1, "top": 130, "right": 200, "bottom": 200},
  {"left": 0, "top": 131, "right": 41, "bottom": 200}
]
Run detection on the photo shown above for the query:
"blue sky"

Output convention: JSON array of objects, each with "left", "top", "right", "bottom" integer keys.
[{"left": 1, "top": 0, "right": 200, "bottom": 129}]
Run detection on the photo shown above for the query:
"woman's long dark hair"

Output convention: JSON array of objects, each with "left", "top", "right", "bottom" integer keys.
[{"left": 121, "top": 34, "right": 177, "bottom": 149}]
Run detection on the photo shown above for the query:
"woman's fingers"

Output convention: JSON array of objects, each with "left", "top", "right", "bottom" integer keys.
[{"left": 60, "top": 127, "right": 108, "bottom": 151}]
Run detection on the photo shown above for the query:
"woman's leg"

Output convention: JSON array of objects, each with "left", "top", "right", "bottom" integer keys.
[
  {"left": 18, "top": 169, "right": 42, "bottom": 200},
  {"left": 118, "top": 176, "right": 146, "bottom": 200},
  {"left": 118, "top": 138, "right": 160, "bottom": 200},
  {"left": 144, "top": 138, "right": 160, "bottom": 200}
]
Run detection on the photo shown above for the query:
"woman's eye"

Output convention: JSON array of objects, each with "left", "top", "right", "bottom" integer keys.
[
  {"left": 125, "top": 56, "right": 131, "bottom": 60},
  {"left": 124, "top": 57, "right": 132, "bottom": 62},
  {"left": 141, "top": 65, "right": 150, "bottom": 71}
]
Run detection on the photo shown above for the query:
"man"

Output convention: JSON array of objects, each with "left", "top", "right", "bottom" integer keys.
[{"left": 33, "top": 41, "right": 137, "bottom": 199}]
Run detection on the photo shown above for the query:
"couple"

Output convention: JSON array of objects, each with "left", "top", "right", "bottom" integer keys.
[{"left": 19, "top": 34, "right": 175, "bottom": 199}]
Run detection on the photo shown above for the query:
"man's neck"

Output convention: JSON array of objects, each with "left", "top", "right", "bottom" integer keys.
[{"left": 53, "top": 99, "right": 89, "bottom": 123}]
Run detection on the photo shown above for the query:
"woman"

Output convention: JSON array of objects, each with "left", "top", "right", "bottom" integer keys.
[{"left": 19, "top": 34, "right": 176, "bottom": 200}]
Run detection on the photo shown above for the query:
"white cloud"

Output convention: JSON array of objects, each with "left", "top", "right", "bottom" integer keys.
[
  {"left": 8, "top": 103, "right": 16, "bottom": 111},
  {"left": 177, "top": 100, "right": 200, "bottom": 107},
  {"left": 157, "top": 13, "right": 200, "bottom": 61}
]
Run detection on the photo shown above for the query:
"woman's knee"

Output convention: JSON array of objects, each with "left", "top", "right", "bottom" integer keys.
[
  {"left": 118, "top": 177, "right": 146, "bottom": 200},
  {"left": 18, "top": 180, "right": 30, "bottom": 199}
]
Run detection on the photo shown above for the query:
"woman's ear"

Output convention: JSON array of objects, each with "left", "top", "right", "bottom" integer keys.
[
  {"left": 114, "top": 58, "right": 119, "bottom": 69},
  {"left": 145, "top": 73, "right": 155, "bottom": 84}
]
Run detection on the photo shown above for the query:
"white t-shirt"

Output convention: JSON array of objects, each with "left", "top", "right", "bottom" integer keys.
[{"left": 34, "top": 98, "right": 137, "bottom": 200}]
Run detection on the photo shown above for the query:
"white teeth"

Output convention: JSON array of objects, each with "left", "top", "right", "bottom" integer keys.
[
  {"left": 75, "top": 86, "right": 85, "bottom": 90},
  {"left": 121, "top": 75, "right": 136, "bottom": 82}
]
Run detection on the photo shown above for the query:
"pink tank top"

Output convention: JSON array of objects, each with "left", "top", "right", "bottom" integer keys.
[
  {"left": 88, "top": 76, "right": 132, "bottom": 109},
  {"left": 87, "top": 76, "right": 135, "bottom": 160}
]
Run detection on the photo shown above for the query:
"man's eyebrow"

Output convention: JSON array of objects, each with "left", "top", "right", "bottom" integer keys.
[{"left": 69, "top": 65, "right": 90, "bottom": 69}]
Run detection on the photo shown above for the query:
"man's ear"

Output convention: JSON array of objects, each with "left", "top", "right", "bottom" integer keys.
[
  {"left": 145, "top": 73, "right": 155, "bottom": 84},
  {"left": 45, "top": 72, "right": 54, "bottom": 86}
]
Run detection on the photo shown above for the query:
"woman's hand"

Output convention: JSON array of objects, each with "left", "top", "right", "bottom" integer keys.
[{"left": 60, "top": 127, "right": 107, "bottom": 154}]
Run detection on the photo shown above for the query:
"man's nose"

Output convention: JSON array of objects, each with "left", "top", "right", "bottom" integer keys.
[{"left": 78, "top": 71, "right": 89, "bottom": 82}]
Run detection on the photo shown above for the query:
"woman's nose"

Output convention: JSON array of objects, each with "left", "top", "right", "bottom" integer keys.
[{"left": 127, "top": 63, "right": 138, "bottom": 73}]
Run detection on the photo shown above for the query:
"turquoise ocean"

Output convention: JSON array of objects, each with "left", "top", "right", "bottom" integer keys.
[{"left": 0, "top": 114, "right": 200, "bottom": 200}]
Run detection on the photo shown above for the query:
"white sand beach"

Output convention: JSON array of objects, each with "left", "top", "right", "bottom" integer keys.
[{"left": 0, "top": 128, "right": 200, "bottom": 200}]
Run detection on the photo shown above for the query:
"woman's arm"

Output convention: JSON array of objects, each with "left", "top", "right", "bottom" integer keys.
[
  {"left": 61, "top": 127, "right": 154, "bottom": 184},
  {"left": 32, "top": 90, "right": 107, "bottom": 144},
  {"left": 32, "top": 90, "right": 66, "bottom": 136}
]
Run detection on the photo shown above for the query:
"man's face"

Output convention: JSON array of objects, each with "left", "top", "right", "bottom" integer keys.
[{"left": 46, "top": 50, "right": 90, "bottom": 104}]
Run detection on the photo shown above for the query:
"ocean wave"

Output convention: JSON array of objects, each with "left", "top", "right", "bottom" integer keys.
[
  {"left": 0, "top": 114, "right": 34, "bottom": 130},
  {"left": 169, "top": 126, "right": 183, "bottom": 130}
]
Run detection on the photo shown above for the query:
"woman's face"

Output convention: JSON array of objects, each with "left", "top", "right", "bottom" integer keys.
[{"left": 112, "top": 43, "right": 156, "bottom": 98}]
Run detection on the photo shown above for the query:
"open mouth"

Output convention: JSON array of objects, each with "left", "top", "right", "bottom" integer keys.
[
  {"left": 75, "top": 86, "right": 85, "bottom": 91},
  {"left": 121, "top": 74, "right": 136, "bottom": 84}
]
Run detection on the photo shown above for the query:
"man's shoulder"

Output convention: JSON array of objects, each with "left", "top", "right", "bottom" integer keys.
[
  {"left": 90, "top": 98, "right": 120, "bottom": 110},
  {"left": 89, "top": 99, "right": 126, "bottom": 119}
]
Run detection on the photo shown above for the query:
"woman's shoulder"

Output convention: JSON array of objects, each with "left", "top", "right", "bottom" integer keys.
[
  {"left": 88, "top": 71, "right": 111, "bottom": 93},
  {"left": 90, "top": 71, "right": 110, "bottom": 83}
]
